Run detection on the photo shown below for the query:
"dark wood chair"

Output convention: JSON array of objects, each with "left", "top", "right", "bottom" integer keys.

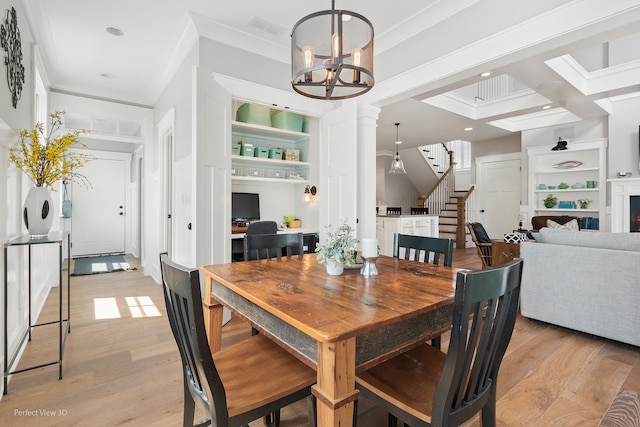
[
  {"left": 245, "top": 220, "right": 278, "bottom": 235},
  {"left": 355, "top": 259, "right": 524, "bottom": 427},
  {"left": 393, "top": 233, "right": 454, "bottom": 349},
  {"left": 393, "top": 233, "right": 453, "bottom": 267},
  {"left": 466, "top": 222, "right": 493, "bottom": 269},
  {"left": 243, "top": 232, "right": 304, "bottom": 261},
  {"left": 386, "top": 207, "right": 402, "bottom": 215},
  {"left": 159, "top": 253, "right": 316, "bottom": 427},
  {"left": 410, "top": 207, "right": 429, "bottom": 215}
]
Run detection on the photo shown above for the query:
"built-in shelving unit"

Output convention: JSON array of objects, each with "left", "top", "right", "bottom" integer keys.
[
  {"left": 231, "top": 104, "right": 311, "bottom": 185},
  {"left": 528, "top": 139, "right": 606, "bottom": 229}
]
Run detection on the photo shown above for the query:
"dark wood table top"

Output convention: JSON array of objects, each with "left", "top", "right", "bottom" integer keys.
[{"left": 201, "top": 254, "right": 459, "bottom": 343}]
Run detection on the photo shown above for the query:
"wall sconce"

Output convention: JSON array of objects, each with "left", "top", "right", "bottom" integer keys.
[{"left": 304, "top": 185, "right": 317, "bottom": 202}]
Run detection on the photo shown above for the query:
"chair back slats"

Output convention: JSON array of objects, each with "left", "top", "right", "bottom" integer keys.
[
  {"left": 160, "top": 253, "right": 229, "bottom": 426},
  {"left": 433, "top": 259, "right": 523, "bottom": 426},
  {"left": 393, "top": 233, "right": 454, "bottom": 267},
  {"left": 243, "top": 233, "right": 304, "bottom": 261}
]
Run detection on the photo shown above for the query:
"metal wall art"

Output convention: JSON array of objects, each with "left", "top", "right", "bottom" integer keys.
[{"left": 1, "top": 7, "right": 25, "bottom": 108}]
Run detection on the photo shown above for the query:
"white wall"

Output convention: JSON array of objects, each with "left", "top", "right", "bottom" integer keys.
[
  {"left": 0, "top": 0, "right": 58, "bottom": 397},
  {"left": 609, "top": 94, "right": 640, "bottom": 180}
]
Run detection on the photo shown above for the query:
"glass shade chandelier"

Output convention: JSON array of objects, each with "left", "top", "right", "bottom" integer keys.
[
  {"left": 291, "top": 0, "right": 374, "bottom": 100},
  {"left": 388, "top": 123, "right": 407, "bottom": 175}
]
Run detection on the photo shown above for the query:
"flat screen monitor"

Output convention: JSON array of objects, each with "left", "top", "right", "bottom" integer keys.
[{"left": 232, "top": 192, "right": 260, "bottom": 222}]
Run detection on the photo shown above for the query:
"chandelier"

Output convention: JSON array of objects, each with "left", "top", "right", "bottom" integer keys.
[
  {"left": 388, "top": 123, "right": 407, "bottom": 175},
  {"left": 291, "top": 0, "right": 374, "bottom": 100}
]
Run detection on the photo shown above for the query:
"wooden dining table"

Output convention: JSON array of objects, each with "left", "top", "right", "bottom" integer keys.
[{"left": 200, "top": 254, "right": 460, "bottom": 427}]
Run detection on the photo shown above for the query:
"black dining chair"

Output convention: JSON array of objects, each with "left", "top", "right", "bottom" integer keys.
[
  {"left": 243, "top": 232, "right": 304, "bottom": 261},
  {"left": 393, "top": 233, "right": 453, "bottom": 267},
  {"left": 245, "top": 220, "right": 278, "bottom": 236},
  {"left": 159, "top": 253, "right": 316, "bottom": 427},
  {"left": 410, "top": 207, "right": 429, "bottom": 215},
  {"left": 393, "top": 233, "right": 454, "bottom": 349},
  {"left": 386, "top": 207, "right": 402, "bottom": 215},
  {"left": 355, "top": 259, "right": 524, "bottom": 427}
]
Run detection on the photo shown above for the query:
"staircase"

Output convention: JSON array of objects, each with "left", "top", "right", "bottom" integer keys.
[
  {"left": 438, "top": 191, "right": 473, "bottom": 248},
  {"left": 419, "top": 143, "right": 475, "bottom": 249}
]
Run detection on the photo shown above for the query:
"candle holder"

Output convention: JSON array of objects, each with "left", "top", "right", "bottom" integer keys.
[{"left": 360, "top": 256, "right": 379, "bottom": 276}]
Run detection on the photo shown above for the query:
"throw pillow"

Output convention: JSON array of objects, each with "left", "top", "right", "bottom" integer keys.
[
  {"left": 546, "top": 218, "right": 579, "bottom": 231},
  {"left": 471, "top": 222, "right": 492, "bottom": 243}
]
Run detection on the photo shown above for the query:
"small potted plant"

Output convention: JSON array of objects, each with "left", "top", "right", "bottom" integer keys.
[
  {"left": 543, "top": 194, "right": 557, "bottom": 208},
  {"left": 315, "top": 221, "right": 358, "bottom": 275},
  {"left": 577, "top": 199, "right": 591, "bottom": 209}
]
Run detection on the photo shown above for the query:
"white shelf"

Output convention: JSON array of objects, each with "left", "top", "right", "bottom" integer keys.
[
  {"left": 231, "top": 155, "right": 310, "bottom": 168},
  {"left": 535, "top": 166, "right": 599, "bottom": 174},
  {"left": 534, "top": 208, "right": 599, "bottom": 213},
  {"left": 534, "top": 188, "right": 598, "bottom": 193},
  {"left": 231, "top": 176, "right": 309, "bottom": 184},
  {"left": 232, "top": 121, "right": 310, "bottom": 143}
]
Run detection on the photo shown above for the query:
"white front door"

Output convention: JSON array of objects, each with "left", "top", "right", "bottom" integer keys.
[
  {"left": 72, "top": 154, "right": 128, "bottom": 256},
  {"left": 476, "top": 153, "right": 522, "bottom": 238}
]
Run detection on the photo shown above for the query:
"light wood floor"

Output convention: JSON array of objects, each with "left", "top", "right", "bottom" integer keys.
[{"left": 0, "top": 250, "right": 639, "bottom": 426}]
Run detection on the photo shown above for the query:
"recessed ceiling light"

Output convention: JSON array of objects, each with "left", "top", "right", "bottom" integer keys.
[
  {"left": 464, "top": 127, "right": 473, "bottom": 131},
  {"left": 105, "top": 26, "right": 125, "bottom": 36},
  {"left": 542, "top": 105, "right": 551, "bottom": 110},
  {"left": 480, "top": 71, "right": 492, "bottom": 77},
  {"left": 101, "top": 73, "right": 117, "bottom": 79}
]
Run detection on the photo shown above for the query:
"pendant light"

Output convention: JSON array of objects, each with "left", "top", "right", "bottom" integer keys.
[
  {"left": 388, "top": 123, "right": 407, "bottom": 175},
  {"left": 291, "top": 0, "right": 374, "bottom": 100}
]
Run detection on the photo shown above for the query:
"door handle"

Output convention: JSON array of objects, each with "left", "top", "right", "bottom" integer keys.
[
  {"left": 480, "top": 209, "right": 485, "bottom": 212},
  {"left": 119, "top": 212, "right": 124, "bottom": 216}
]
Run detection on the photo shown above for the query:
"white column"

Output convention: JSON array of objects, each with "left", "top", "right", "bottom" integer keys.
[{"left": 356, "top": 104, "right": 381, "bottom": 246}]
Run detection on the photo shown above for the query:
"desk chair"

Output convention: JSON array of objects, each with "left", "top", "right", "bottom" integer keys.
[
  {"left": 245, "top": 220, "right": 278, "bottom": 235},
  {"left": 393, "top": 233, "right": 454, "bottom": 349},
  {"left": 243, "top": 233, "right": 304, "bottom": 261},
  {"left": 386, "top": 207, "right": 402, "bottom": 215},
  {"left": 160, "top": 253, "right": 316, "bottom": 427},
  {"left": 356, "top": 259, "right": 523, "bottom": 427},
  {"left": 467, "top": 222, "right": 493, "bottom": 268}
]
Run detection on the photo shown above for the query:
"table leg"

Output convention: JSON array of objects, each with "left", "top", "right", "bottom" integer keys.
[
  {"left": 312, "top": 337, "right": 359, "bottom": 427},
  {"left": 202, "top": 276, "right": 223, "bottom": 353}
]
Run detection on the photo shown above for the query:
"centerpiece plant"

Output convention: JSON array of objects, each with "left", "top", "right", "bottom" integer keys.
[
  {"left": 9, "top": 111, "right": 89, "bottom": 237},
  {"left": 315, "top": 221, "right": 358, "bottom": 275}
]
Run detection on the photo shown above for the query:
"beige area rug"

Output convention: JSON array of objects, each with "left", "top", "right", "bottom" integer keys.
[{"left": 599, "top": 389, "right": 640, "bottom": 427}]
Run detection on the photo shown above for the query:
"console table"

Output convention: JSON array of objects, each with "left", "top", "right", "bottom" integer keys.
[{"left": 3, "top": 231, "right": 71, "bottom": 394}]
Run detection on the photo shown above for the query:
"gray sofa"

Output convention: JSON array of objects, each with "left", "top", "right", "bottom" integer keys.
[{"left": 520, "top": 228, "right": 640, "bottom": 347}]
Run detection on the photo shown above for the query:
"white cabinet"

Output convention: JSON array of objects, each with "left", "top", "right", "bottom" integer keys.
[
  {"left": 527, "top": 139, "right": 606, "bottom": 230},
  {"left": 376, "top": 215, "right": 440, "bottom": 256}
]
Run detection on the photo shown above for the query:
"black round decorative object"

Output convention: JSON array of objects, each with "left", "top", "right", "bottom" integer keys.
[
  {"left": 551, "top": 137, "right": 567, "bottom": 151},
  {"left": 1, "top": 7, "right": 25, "bottom": 108}
]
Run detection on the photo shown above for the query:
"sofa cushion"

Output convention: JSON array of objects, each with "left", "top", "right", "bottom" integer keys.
[
  {"left": 531, "top": 215, "right": 579, "bottom": 231},
  {"left": 547, "top": 218, "right": 579, "bottom": 231},
  {"left": 539, "top": 228, "right": 640, "bottom": 252}
]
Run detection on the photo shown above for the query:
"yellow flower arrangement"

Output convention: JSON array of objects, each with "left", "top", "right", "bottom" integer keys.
[{"left": 9, "top": 111, "right": 90, "bottom": 190}]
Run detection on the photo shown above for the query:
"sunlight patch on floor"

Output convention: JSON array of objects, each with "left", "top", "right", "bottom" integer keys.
[
  {"left": 126, "top": 296, "right": 161, "bottom": 318},
  {"left": 94, "top": 297, "right": 121, "bottom": 319}
]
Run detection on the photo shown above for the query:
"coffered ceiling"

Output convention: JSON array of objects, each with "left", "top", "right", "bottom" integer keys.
[{"left": 20, "top": 0, "right": 640, "bottom": 152}]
